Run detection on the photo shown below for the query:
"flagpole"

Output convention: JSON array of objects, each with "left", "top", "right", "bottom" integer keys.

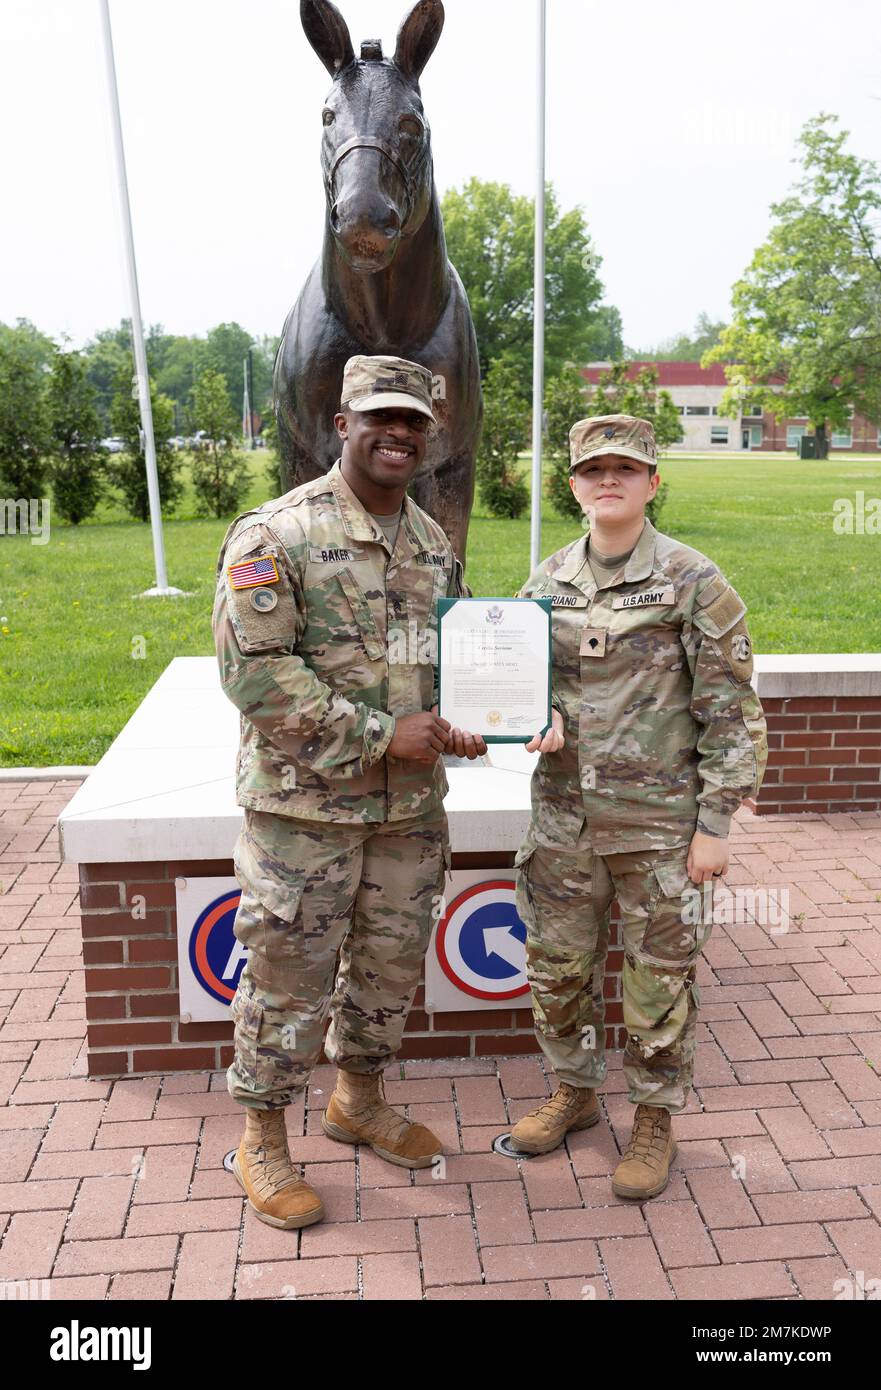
[
  {"left": 98, "top": 0, "right": 183, "bottom": 597},
  {"left": 529, "top": 0, "right": 547, "bottom": 574}
]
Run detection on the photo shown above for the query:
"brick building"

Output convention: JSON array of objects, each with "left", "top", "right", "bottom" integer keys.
[{"left": 583, "top": 361, "right": 881, "bottom": 453}]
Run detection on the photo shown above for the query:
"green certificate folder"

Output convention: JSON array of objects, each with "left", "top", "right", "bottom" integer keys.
[{"left": 436, "top": 597, "right": 553, "bottom": 744}]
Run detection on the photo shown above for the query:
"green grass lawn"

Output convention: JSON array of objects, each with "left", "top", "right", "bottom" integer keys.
[{"left": 1, "top": 450, "right": 879, "bottom": 767}]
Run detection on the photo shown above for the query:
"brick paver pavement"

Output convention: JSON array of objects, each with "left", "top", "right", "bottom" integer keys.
[{"left": 1, "top": 778, "right": 880, "bottom": 1300}]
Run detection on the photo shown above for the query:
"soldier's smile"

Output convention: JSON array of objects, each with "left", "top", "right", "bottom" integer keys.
[{"left": 373, "top": 444, "right": 414, "bottom": 462}]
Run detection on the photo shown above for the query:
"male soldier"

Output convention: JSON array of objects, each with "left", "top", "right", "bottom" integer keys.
[
  {"left": 213, "top": 355, "right": 485, "bottom": 1230},
  {"left": 510, "top": 414, "right": 767, "bottom": 1199}
]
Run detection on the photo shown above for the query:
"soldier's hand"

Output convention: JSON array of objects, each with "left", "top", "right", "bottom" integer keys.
[
  {"left": 446, "top": 726, "right": 488, "bottom": 760},
  {"left": 687, "top": 831, "right": 729, "bottom": 885},
  {"left": 525, "top": 709, "right": 565, "bottom": 755},
  {"left": 388, "top": 712, "right": 451, "bottom": 763}
]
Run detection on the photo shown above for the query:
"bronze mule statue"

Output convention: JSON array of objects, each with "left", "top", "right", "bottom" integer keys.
[{"left": 273, "top": 0, "right": 482, "bottom": 562}]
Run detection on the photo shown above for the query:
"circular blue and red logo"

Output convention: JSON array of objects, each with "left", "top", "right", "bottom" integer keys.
[
  {"left": 188, "top": 890, "right": 244, "bottom": 1005},
  {"left": 436, "top": 880, "right": 529, "bottom": 1000}
]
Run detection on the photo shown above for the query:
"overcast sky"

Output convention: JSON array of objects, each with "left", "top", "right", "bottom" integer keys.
[{"left": 2, "top": 0, "right": 879, "bottom": 352}]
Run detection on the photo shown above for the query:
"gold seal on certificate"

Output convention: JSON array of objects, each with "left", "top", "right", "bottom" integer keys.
[{"left": 437, "top": 598, "right": 552, "bottom": 743}]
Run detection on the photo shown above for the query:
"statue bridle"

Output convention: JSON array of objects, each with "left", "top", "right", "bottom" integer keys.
[{"left": 324, "top": 134, "right": 430, "bottom": 240}]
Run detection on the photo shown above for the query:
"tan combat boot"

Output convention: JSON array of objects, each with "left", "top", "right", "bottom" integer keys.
[
  {"left": 232, "top": 1106, "right": 325, "bottom": 1229},
  {"left": 509, "top": 1083, "right": 600, "bottom": 1155},
  {"left": 322, "top": 1069, "right": 443, "bottom": 1169},
  {"left": 611, "top": 1103, "right": 676, "bottom": 1199}
]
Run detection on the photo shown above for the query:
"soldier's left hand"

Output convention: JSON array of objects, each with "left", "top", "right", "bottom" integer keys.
[
  {"left": 430, "top": 707, "right": 487, "bottom": 759},
  {"left": 687, "top": 831, "right": 729, "bottom": 885},
  {"left": 525, "top": 708, "right": 565, "bottom": 755},
  {"left": 447, "top": 727, "right": 488, "bottom": 759}
]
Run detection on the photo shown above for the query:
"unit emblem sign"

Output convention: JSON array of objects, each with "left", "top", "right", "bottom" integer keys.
[
  {"left": 427, "top": 871, "right": 530, "bottom": 1010},
  {"left": 176, "top": 878, "right": 244, "bottom": 1022}
]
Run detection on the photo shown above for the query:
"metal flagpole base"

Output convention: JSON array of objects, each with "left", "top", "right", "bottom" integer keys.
[{"left": 138, "top": 586, "right": 191, "bottom": 598}]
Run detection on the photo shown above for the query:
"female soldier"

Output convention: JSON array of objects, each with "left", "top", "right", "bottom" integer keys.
[{"left": 510, "top": 414, "right": 767, "bottom": 1199}]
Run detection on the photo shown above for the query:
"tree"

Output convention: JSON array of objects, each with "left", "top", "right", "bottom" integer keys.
[
  {"left": 705, "top": 114, "right": 881, "bottom": 450},
  {"left": 631, "top": 313, "right": 729, "bottom": 362},
  {"left": 441, "top": 179, "right": 621, "bottom": 387},
  {"left": 545, "top": 362, "right": 676, "bottom": 526},
  {"left": 544, "top": 364, "right": 589, "bottom": 520},
  {"left": 0, "top": 325, "right": 51, "bottom": 499},
  {"left": 475, "top": 358, "right": 530, "bottom": 519},
  {"left": 84, "top": 321, "right": 173, "bottom": 432},
  {"left": 108, "top": 365, "right": 183, "bottom": 521},
  {"left": 0, "top": 318, "right": 55, "bottom": 373},
  {"left": 154, "top": 335, "right": 208, "bottom": 432},
  {"left": 188, "top": 369, "right": 251, "bottom": 517},
  {"left": 47, "top": 349, "right": 104, "bottom": 524}
]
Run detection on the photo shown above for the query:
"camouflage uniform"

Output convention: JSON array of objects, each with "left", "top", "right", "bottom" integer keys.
[
  {"left": 213, "top": 358, "right": 465, "bottom": 1108},
  {"left": 515, "top": 415, "right": 768, "bottom": 1112}
]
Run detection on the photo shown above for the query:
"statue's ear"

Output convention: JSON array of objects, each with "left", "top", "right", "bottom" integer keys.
[
  {"left": 300, "top": 0, "right": 355, "bottom": 76},
  {"left": 394, "top": 0, "right": 444, "bottom": 83}
]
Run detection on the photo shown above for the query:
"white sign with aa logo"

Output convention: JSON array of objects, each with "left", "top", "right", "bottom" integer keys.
[
  {"left": 175, "top": 876, "right": 245, "bottom": 1023},
  {"left": 426, "top": 868, "right": 529, "bottom": 1013}
]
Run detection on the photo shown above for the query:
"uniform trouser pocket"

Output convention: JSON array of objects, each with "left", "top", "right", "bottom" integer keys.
[
  {"left": 325, "top": 815, "right": 449, "bottom": 1071},
  {"left": 227, "top": 984, "right": 319, "bottom": 1106},
  {"left": 227, "top": 816, "right": 364, "bottom": 1106},
  {"left": 516, "top": 841, "right": 612, "bottom": 1042},
  {"left": 609, "top": 845, "right": 712, "bottom": 1112}
]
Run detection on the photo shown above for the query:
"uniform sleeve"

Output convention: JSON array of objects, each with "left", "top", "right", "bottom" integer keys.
[
  {"left": 213, "top": 521, "right": 396, "bottom": 777},
  {"left": 681, "top": 574, "right": 768, "bottom": 838}
]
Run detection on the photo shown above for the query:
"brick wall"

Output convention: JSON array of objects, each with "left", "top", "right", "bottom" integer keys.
[
  {"left": 81, "top": 852, "right": 627, "bottom": 1079},
  {"left": 756, "top": 695, "right": 881, "bottom": 815},
  {"left": 761, "top": 411, "right": 879, "bottom": 451},
  {"left": 77, "top": 690, "right": 881, "bottom": 1077}
]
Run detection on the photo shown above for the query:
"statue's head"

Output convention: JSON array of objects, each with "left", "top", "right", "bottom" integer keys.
[{"left": 301, "top": 0, "right": 443, "bottom": 272}]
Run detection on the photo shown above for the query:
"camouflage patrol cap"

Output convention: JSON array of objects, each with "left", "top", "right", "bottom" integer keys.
[
  {"left": 569, "top": 414, "right": 658, "bottom": 473},
  {"left": 341, "top": 354, "right": 436, "bottom": 423}
]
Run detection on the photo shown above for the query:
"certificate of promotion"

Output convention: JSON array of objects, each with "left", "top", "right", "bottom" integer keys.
[{"left": 437, "top": 597, "right": 552, "bottom": 743}]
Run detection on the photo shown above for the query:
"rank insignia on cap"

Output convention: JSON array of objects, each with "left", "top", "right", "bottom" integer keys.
[
  {"left": 228, "top": 554, "right": 280, "bottom": 590},
  {"left": 603, "top": 427, "right": 616, "bottom": 439}
]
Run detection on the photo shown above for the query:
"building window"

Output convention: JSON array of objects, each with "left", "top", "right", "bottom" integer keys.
[
  {"left": 745, "top": 404, "right": 763, "bottom": 417},
  {"left": 686, "top": 406, "right": 711, "bottom": 416},
  {"left": 675, "top": 406, "right": 685, "bottom": 415},
  {"left": 786, "top": 425, "right": 807, "bottom": 448},
  {"left": 749, "top": 425, "right": 762, "bottom": 447},
  {"left": 710, "top": 425, "right": 729, "bottom": 444},
  {"left": 831, "top": 427, "right": 852, "bottom": 448},
  {"left": 877, "top": 427, "right": 881, "bottom": 448}
]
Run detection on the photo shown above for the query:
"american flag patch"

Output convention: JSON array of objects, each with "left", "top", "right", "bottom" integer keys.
[{"left": 228, "top": 554, "right": 280, "bottom": 590}]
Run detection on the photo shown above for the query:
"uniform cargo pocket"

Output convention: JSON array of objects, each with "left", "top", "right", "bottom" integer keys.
[
  {"left": 641, "top": 851, "right": 706, "bottom": 966},
  {"left": 230, "top": 990, "right": 263, "bottom": 1087},
  {"left": 234, "top": 827, "right": 306, "bottom": 925},
  {"left": 231, "top": 992, "right": 298, "bottom": 1090}
]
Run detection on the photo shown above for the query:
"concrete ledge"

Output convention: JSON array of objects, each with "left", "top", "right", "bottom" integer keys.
[
  {"left": 58, "top": 653, "right": 881, "bottom": 863},
  {"left": 754, "top": 654, "right": 881, "bottom": 699},
  {"left": 0, "top": 767, "right": 94, "bottom": 781},
  {"left": 58, "top": 657, "right": 534, "bottom": 864}
]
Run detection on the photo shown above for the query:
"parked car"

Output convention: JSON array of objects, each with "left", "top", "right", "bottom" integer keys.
[
  {"left": 167, "top": 435, "right": 187, "bottom": 451},
  {"left": 100, "top": 437, "right": 125, "bottom": 453}
]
